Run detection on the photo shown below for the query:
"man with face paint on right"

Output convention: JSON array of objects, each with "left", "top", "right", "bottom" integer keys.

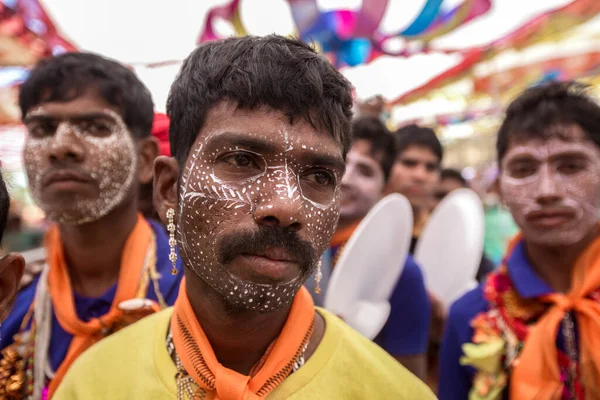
[
  {"left": 0, "top": 53, "right": 183, "bottom": 399},
  {"left": 54, "top": 35, "right": 435, "bottom": 400},
  {"left": 439, "top": 81, "right": 600, "bottom": 400}
]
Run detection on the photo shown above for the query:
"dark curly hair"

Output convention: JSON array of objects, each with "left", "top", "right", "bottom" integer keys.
[
  {"left": 497, "top": 81, "right": 600, "bottom": 163},
  {"left": 351, "top": 117, "right": 395, "bottom": 181},
  {"left": 19, "top": 52, "right": 154, "bottom": 139},
  {"left": 167, "top": 35, "right": 354, "bottom": 165}
]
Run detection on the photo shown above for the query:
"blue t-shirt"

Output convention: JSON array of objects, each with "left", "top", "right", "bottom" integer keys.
[
  {"left": 0, "top": 219, "right": 183, "bottom": 372},
  {"left": 438, "top": 240, "right": 580, "bottom": 400},
  {"left": 373, "top": 255, "right": 431, "bottom": 356}
]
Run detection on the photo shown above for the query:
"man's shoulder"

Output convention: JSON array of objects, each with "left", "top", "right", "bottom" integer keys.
[
  {"left": 308, "top": 309, "right": 435, "bottom": 398},
  {"left": 448, "top": 284, "right": 488, "bottom": 328},
  {"left": 67, "top": 308, "right": 172, "bottom": 372},
  {"left": 55, "top": 309, "right": 175, "bottom": 399}
]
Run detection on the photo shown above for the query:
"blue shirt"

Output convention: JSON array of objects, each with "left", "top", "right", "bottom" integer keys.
[
  {"left": 0, "top": 219, "right": 183, "bottom": 372},
  {"left": 307, "top": 251, "right": 431, "bottom": 357},
  {"left": 438, "top": 241, "right": 579, "bottom": 400},
  {"left": 373, "top": 255, "right": 431, "bottom": 356}
]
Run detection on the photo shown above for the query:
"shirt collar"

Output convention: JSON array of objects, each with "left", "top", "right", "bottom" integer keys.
[{"left": 505, "top": 240, "right": 554, "bottom": 299}]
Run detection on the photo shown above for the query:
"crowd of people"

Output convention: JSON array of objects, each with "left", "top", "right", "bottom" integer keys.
[{"left": 0, "top": 33, "right": 597, "bottom": 400}]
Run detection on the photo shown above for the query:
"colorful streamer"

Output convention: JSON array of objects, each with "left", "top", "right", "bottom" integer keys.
[{"left": 198, "top": 0, "right": 492, "bottom": 68}]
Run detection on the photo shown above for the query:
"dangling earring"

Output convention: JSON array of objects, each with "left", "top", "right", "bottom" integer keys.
[
  {"left": 166, "top": 208, "right": 178, "bottom": 275},
  {"left": 314, "top": 260, "right": 322, "bottom": 294}
]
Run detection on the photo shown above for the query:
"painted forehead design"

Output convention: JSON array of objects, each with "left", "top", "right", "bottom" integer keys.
[{"left": 503, "top": 141, "right": 599, "bottom": 163}]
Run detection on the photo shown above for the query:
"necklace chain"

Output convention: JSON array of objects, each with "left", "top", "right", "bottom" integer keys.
[
  {"left": 165, "top": 330, "right": 307, "bottom": 400},
  {"left": 562, "top": 312, "right": 579, "bottom": 397}
]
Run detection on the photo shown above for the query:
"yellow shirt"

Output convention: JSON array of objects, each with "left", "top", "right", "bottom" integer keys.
[{"left": 55, "top": 308, "right": 436, "bottom": 399}]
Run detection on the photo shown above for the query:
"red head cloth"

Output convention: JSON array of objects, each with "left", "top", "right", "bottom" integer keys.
[{"left": 152, "top": 113, "right": 171, "bottom": 157}]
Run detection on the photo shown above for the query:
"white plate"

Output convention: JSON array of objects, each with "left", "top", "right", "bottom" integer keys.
[
  {"left": 324, "top": 194, "right": 413, "bottom": 339},
  {"left": 414, "top": 188, "right": 484, "bottom": 309}
]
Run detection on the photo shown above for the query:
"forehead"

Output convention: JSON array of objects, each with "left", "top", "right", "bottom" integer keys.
[
  {"left": 349, "top": 140, "right": 381, "bottom": 163},
  {"left": 192, "top": 101, "right": 344, "bottom": 159},
  {"left": 27, "top": 89, "right": 121, "bottom": 119},
  {"left": 398, "top": 145, "right": 439, "bottom": 162},
  {"left": 503, "top": 133, "right": 598, "bottom": 161}
]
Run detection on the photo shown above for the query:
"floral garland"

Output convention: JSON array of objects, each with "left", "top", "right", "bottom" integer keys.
[{"left": 460, "top": 265, "right": 594, "bottom": 400}]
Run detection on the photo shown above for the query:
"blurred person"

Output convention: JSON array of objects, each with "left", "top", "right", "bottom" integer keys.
[
  {"left": 439, "top": 81, "right": 600, "bottom": 399},
  {"left": 0, "top": 170, "right": 25, "bottom": 323},
  {"left": 306, "top": 116, "right": 431, "bottom": 380},
  {"left": 431, "top": 168, "right": 468, "bottom": 209},
  {"left": 385, "top": 124, "right": 442, "bottom": 253},
  {"left": 54, "top": 35, "right": 435, "bottom": 400},
  {"left": 0, "top": 52, "right": 183, "bottom": 399}
]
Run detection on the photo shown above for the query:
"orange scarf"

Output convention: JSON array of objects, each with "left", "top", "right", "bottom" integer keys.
[
  {"left": 47, "top": 215, "right": 153, "bottom": 397},
  {"left": 330, "top": 221, "right": 361, "bottom": 249},
  {"left": 171, "top": 278, "right": 315, "bottom": 400},
  {"left": 511, "top": 234, "right": 600, "bottom": 399}
]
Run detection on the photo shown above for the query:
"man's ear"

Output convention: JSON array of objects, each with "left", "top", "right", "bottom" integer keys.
[
  {"left": 138, "top": 136, "right": 160, "bottom": 185},
  {"left": 0, "top": 253, "right": 24, "bottom": 321},
  {"left": 153, "top": 156, "right": 179, "bottom": 224}
]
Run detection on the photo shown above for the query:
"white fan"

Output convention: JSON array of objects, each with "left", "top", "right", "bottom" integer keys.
[
  {"left": 414, "top": 188, "right": 484, "bottom": 310},
  {"left": 324, "top": 194, "right": 413, "bottom": 339}
]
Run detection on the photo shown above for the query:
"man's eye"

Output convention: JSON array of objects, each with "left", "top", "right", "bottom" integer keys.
[
  {"left": 79, "top": 121, "right": 113, "bottom": 136},
  {"left": 557, "top": 160, "right": 586, "bottom": 175},
  {"left": 27, "top": 122, "right": 56, "bottom": 138},
  {"left": 509, "top": 162, "right": 537, "bottom": 178},
  {"left": 304, "top": 170, "right": 335, "bottom": 186},
  {"left": 221, "top": 153, "right": 258, "bottom": 169}
]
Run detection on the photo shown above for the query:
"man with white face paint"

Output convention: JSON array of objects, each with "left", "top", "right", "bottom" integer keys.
[
  {"left": 439, "top": 81, "right": 600, "bottom": 400},
  {"left": 0, "top": 53, "right": 183, "bottom": 399},
  {"left": 55, "top": 35, "right": 435, "bottom": 400}
]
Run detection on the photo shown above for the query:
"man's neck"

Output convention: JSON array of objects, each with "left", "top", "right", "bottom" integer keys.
[
  {"left": 58, "top": 201, "right": 139, "bottom": 298},
  {"left": 184, "top": 271, "right": 324, "bottom": 375},
  {"left": 525, "top": 230, "right": 599, "bottom": 293}
]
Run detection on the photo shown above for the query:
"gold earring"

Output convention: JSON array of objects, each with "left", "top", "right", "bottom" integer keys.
[
  {"left": 167, "top": 208, "right": 178, "bottom": 275},
  {"left": 314, "top": 260, "right": 322, "bottom": 294}
]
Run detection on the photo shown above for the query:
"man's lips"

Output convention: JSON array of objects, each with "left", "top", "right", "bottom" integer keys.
[
  {"left": 42, "top": 170, "right": 92, "bottom": 186},
  {"left": 525, "top": 208, "right": 576, "bottom": 228},
  {"left": 233, "top": 248, "right": 298, "bottom": 282}
]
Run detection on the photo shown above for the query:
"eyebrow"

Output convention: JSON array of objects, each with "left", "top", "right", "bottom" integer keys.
[
  {"left": 207, "top": 131, "right": 346, "bottom": 171},
  {"left": 23, "top": 112, "right": 116, "bottom": 124}
]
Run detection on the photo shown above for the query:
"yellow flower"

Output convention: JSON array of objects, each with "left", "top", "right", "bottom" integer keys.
[{"left": 460, "top": 338, "right": 505, "bottom": 375}]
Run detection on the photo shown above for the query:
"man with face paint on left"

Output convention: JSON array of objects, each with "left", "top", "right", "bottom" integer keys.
[
  {"left": 439, "top": 81, "right": 600, "bottom": 400},
  {"left": 0, "top": 53, "right": 183, "bottom": 399},
  {"left": 54, "top": 35, "right": 436, "bottom": 400}
]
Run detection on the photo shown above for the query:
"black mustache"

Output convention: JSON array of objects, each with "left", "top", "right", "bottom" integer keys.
[{"left": 218, "top": 226, "right": 317, "bottom": 273}]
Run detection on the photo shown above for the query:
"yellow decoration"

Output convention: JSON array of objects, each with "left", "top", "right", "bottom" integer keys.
[{"left": 460, "top": 338, "right": 505, "bottom": 375}]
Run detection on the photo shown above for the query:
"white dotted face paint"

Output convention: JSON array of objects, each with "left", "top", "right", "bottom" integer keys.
[
  {"left": 23, "top": 108, "right": 137, "bottom": 225},
  {"left": 500, "top": 132, "right": 600, "bottom": 247},
  {"left": 177, "top": 104, "right": 344, "bottom": 312}
]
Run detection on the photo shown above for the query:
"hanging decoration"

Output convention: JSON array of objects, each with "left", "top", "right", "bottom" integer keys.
[
  {"left": 198, "top": 0, "right": 492, "bottom": 68},
  {"left": 0, "top": 0, "right": 76, "bottom": 66}
]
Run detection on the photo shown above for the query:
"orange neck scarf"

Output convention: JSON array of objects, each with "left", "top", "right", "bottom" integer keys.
[
  {"left": 47, "top": 214, "right": 153, "bottom": 397},
  {"left": 330, "top": 221, "right": 361, "bottom": 249},
  {"left": 171, "top": 278, "right": 315, "bottom": 400},
  {"left": 511, "top": 233, "right": 600, "bottom": 399}
]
